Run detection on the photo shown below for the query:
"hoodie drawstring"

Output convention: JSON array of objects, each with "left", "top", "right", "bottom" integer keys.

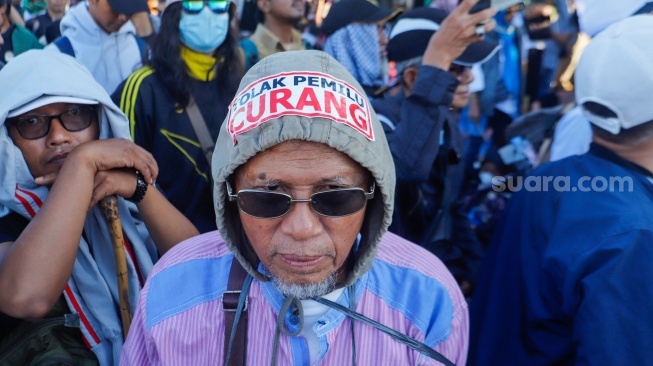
[
  {"left": 348, "top": 285, "right": 357, "bottom": 366},
  {"left": 270, "top": 296, "right": 303, "bottom": 366}
]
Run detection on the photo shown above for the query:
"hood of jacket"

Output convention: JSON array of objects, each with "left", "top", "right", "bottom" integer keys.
[
  {"left": 0, "top": 49, "right": 156, "bottom": 365},
  {"left": 212, "top": 50, "right": 396, "bottom": 286},
  {"left": 0, "top": 49, "right": 130, "bottom": 218}
]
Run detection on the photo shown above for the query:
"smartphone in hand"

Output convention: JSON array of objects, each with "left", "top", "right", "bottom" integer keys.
[
  {"left": 469, "top": 0, "right": 491, "bottom": 14},
  {"left": 466, "top": 0, "right": 523, "bottom": 14}
]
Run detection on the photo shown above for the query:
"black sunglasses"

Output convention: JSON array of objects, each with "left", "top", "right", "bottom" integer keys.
[
  {"left": 182, "top": 0, "right": 230, "bottom": 14},
  {"left": 226, "top": 182, "right": 375, "bottom": 219},
  {"left": 6, "top": 106, "right": 97, "bottom": 140}
]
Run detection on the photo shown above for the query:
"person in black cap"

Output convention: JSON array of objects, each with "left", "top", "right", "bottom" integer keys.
[
  {"left": 371, "top": 0, "right": 499, "bottom": 297},
  {"left": 45, "top": 0, "right": 151, "bottom": 94},
  {"left": 320, "top": 0, "right": 403, "bottom": 96}
]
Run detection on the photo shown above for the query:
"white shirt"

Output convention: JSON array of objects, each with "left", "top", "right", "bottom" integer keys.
[{"left": 300, "top": 287, "right": 345, "bottom": 364}]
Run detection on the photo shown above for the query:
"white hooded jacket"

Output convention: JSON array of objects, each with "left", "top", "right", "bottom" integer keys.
[
  {"left": 0, "top": 50, "right": 158, "bottom": 366},
  {"left": 46, "top": 2, "right": 142, "bottom": 94}
]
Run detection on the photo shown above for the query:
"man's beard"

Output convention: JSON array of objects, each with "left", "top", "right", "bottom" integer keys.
[{"left": 267, "top": 270, "right": 337, "bottom": 300}]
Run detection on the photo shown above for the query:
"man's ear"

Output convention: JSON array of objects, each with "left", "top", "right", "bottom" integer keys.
[{"left": 402, "top": 66, "right": 418, "bottom": 92}]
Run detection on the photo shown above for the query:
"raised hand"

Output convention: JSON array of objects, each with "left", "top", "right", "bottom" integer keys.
[
  {"left": 423, "top": 0, "right": 498, "bottom": 71},
  {"left": 34, "top": 138, "right": 158, "bottom": 188}
]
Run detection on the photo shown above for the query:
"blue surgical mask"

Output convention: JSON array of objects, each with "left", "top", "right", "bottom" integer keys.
[{"left": 179, "top": 7, "right": 229, "bottom": 54}]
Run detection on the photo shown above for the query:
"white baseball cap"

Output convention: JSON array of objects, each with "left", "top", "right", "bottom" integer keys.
[
  {"left": 574, "top": 0, "right": 649, "bottom": 36},
  {"left": 8, "top": 96, "right": 98, "bottom": 118},
  {"left": 575, "top": 15, "right": 653, "bottom": 134}
]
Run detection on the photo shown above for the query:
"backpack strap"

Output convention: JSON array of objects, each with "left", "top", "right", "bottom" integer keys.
[
  {"left": 53, "top": 36, "right": 74, "bottom": 57},
  {"left": 223, "top": 258, "right": 250, "bottom": 366},
  {"left": 186, "top": 94, "right": 215, "bottom": 165},
  {"left": 132, "top": 34, "right": 148, "bottom": 63},
  {"left": 239, "top": 38, "right": 259, "bottom": 71}
]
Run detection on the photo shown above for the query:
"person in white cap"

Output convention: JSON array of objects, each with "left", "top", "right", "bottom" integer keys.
[
  {"left": 549, "top": 0, "right": 653, "bottom": 162},
  {"left": 0, "top": 50, "right": 198, "bottom": 365},
  {"left": 469, "top": 15, "right": 653, "bottom": 365}
]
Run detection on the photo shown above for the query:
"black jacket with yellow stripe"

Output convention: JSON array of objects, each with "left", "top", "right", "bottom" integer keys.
[{"left": 112, "top": 67, "right": 230, "bottom": 234}]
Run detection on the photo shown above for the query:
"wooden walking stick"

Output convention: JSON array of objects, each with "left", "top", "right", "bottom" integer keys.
[{"left": 100, "top": 195, "right": 132, "bottom": 340}]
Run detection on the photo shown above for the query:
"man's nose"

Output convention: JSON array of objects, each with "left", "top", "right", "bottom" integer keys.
[
  {"left": 46, "top": 118, "right": 73, "bottom": 145},
  {"left": 279, "top": 200, "right": 323, "bottom": 240}
]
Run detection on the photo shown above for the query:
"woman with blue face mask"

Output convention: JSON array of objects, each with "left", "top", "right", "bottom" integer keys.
[{"left": 111, "top": 0, "right": 244, "bottom": 234}]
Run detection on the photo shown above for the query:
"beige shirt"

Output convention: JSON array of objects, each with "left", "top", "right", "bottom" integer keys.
[{"left": 248, "top": 23, "right": 306, "bottom": 61}]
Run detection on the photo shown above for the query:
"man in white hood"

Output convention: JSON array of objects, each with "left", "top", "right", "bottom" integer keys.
[
  {"left": 0, "top": 50, "right": 198, "bottom": 365},
  {"left": 46, "top": 0, "right": 151, "bottom": 94}
]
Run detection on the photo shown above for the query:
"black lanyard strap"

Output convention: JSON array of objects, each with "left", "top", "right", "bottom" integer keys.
[{"left": 312, "top": 295, "right": 456, "bottom": 366}]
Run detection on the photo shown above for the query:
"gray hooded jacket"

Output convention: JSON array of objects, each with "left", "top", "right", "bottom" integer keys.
[
  {"left": 211, "top": 50, "right": 396, "bottom": 286},
  {"left": 119, "top": 50, "right": 467, "bottom": 366}
]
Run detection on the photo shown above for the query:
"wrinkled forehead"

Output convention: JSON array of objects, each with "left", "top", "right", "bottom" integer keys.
[{"left": 233, "top": 140, "right": 371, "bottom": 186}]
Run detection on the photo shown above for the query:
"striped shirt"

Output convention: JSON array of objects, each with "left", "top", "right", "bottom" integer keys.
[{"left": 120, "top": 231, "right": 468, "bottom": 365}]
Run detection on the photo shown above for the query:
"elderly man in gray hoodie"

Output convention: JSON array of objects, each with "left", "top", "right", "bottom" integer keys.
[{"left": 121, "top": 50, "right": 469, "bottom": 366}]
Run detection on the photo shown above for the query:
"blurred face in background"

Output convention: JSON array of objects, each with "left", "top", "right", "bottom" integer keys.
[
  {"left": 46, "top": 0, "right": 68, "bottom": 15},
  {"left": 88, "top": 0, "right": 129, "bottom": 33},
  {"left": 0, "top": 3, "right": 8, "bottom": 33},
  {"left": 504, "top": 4, "right": 521, "bottom": 24},
  {"left": 377, "top": 22, "right": 388, "bottom": 59},
  {"left": 449, "top": 64, "right": 473, "bottom": 109},
  {"left": 259, "top": 0, "right": 305, "bottom": 25}
]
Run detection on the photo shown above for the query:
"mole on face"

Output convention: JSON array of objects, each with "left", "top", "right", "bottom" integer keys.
[{"left": 258, "top": 173, "right": 266, "bottom": 180}]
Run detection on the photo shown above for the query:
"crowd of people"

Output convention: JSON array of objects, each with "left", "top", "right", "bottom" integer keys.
[{"left": 1, "top": 0, "right": 653, "bottom": 364}]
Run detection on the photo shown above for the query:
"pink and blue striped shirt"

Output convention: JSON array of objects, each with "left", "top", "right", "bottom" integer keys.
[{"left": 120, "top": 231, "right": 468, "bottom": 365}]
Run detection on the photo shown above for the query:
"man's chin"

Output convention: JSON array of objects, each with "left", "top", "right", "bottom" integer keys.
[{"left": 268, "top": 270, "right": 337, "bottom": 299}]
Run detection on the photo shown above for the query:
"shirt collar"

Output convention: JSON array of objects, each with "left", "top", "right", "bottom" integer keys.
[{"left": 252, "top": 23, "right": 303, "bottom": 53}]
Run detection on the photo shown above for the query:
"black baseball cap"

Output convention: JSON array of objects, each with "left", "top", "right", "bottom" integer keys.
[
  {"left": 388, "top": 7, "right": 499, "bottom": 66},
  {"left": 320, "top": 0, "right": 403, "bottom": 36},
  {"left": 107, "top": 0, "right": 150, "bottom": 15}
]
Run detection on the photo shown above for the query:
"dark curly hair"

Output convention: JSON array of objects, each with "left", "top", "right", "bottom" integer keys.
[{"left": 149, "top": 3, "right": 244, "bottom": 107}]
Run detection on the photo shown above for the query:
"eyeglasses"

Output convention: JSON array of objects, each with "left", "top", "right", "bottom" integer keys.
[
  {"left": 448, "top": 63, "right": 470, "bottom": 77},
  {"left": 6, "top": 106, "right": 97, "bottom": 140},
  {"left": 182, "top": 0, "right": 229, "bottom": 14},
  {"left": 226, "top": 182, "right": 375, "bottom": 219}
]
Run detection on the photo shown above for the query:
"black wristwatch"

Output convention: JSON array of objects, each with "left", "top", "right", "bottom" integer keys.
[{"left": 127, "top": 171, "right": 148, "bottom": 204}]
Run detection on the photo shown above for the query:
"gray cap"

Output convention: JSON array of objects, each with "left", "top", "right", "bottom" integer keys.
[{"left": 212, "top": 50, "right": 396, "bottom": 285}]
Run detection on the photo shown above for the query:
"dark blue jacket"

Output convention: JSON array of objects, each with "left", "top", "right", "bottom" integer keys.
[
  {"left": 470, "top": 143, "right": 653, "bottom": 365},
  {"left": 372, "top": 65, "right": 482, "bottom": 283}
]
